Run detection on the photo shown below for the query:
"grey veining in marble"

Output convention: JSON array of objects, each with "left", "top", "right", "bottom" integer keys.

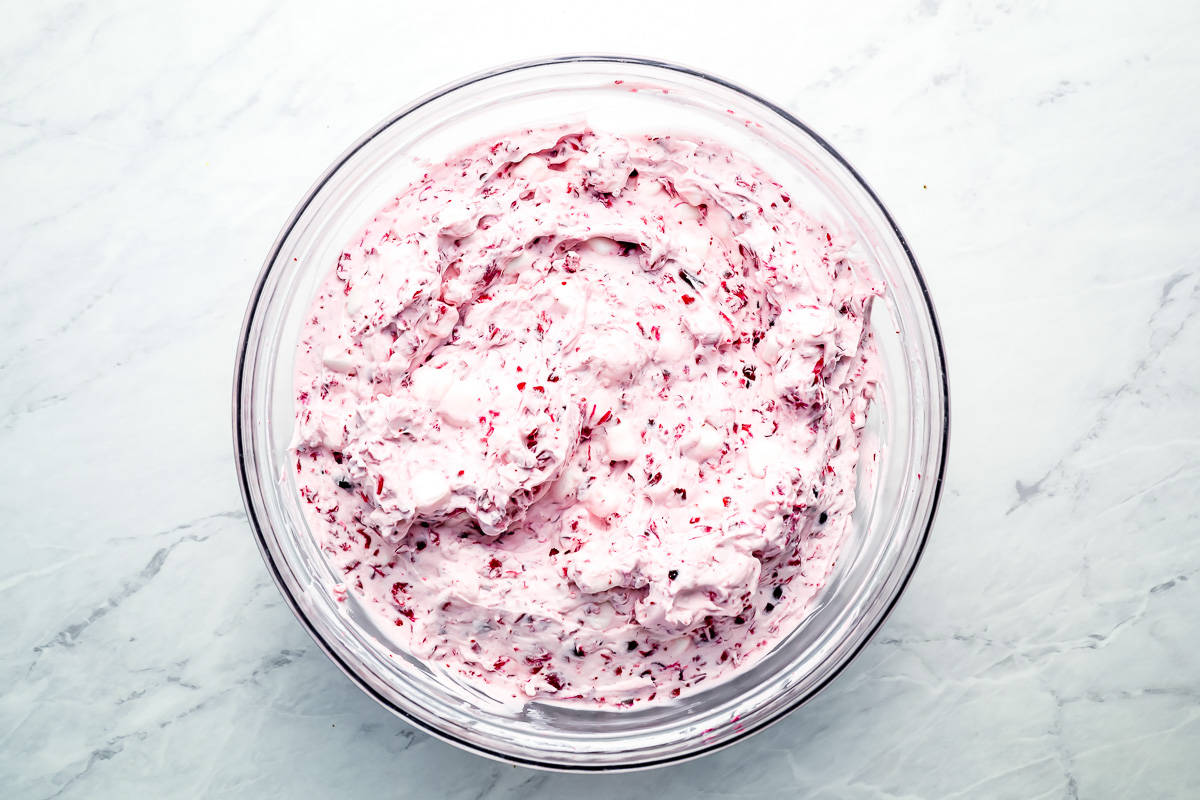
[{"left": 3, "top": 0, "right": 1199, "bottom": 797}]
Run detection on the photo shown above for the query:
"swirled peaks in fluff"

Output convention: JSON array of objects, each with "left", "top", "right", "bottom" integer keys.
[{"left": 292, "top": 127, "right": 881, "bottom": 706}]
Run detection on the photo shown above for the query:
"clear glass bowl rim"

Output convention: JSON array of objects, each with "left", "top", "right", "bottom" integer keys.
[{"left": 232, "top": 54, "right": 951, "bottom": 771}]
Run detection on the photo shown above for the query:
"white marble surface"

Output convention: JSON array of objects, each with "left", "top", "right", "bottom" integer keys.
[{"left": 3, "top": 0, "right": 1198, "bottom": 796}]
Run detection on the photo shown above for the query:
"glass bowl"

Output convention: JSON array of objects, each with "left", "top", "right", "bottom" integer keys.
[{"left": 233, "top": 56, "right": 949, "bottom": 771}]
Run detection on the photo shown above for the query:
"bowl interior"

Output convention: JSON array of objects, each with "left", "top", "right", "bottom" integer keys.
[{"left": 235, "top": 57, "right": 947, "bottom": 770}]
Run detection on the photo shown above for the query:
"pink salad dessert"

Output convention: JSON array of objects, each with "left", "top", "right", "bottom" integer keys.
[{"left": 291, "top": 127, "right": 880, "bottom": 707}]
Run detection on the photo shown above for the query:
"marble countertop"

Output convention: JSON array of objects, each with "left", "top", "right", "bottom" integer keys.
[{"left": 4, "top": 1, "right": 1198, "bottom": 796}]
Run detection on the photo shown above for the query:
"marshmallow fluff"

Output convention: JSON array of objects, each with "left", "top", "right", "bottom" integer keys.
[{"left": 292, "top": 128, "right": 881, "bottom": 706}]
